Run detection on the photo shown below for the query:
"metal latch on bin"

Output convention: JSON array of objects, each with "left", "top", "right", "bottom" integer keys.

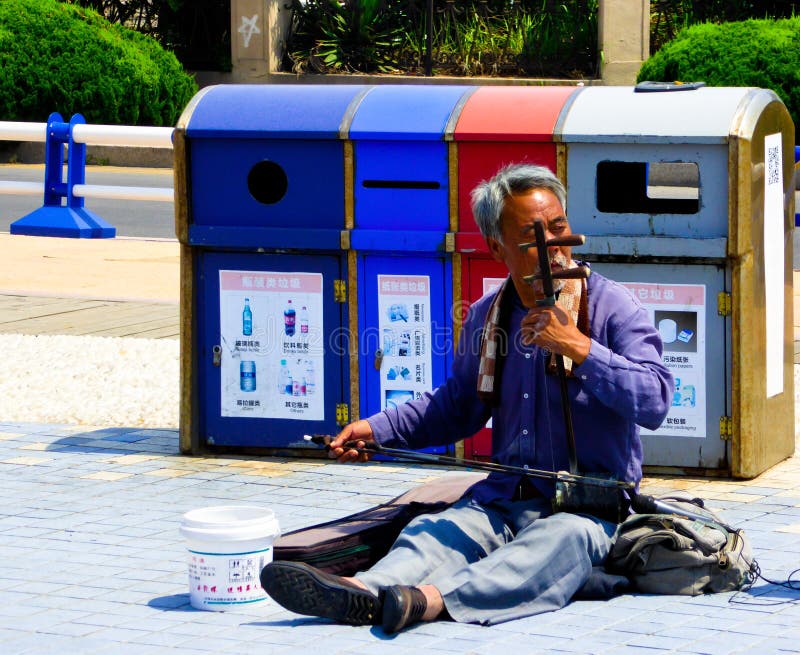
[
  {"left": 334, "top": 280, "right": 346, "bottom": 303},
  {"left": 717, "top": 292, "right": 731, "bottom": 316},
  {"left": 336, "top": 403, "right": 349, "bottom": 426},
  {"left": 212, "top": 345, "right": 222, "bottom": 367},
  {"left": 374, "top": 349, "right": 384, "bottom": 370},
  {"left": 719, "top": 416, "right": 733, "bottom": 441}
]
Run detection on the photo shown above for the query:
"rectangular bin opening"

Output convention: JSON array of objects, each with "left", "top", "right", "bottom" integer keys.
[
  {"left": 362, "top": 180, "right": 441, "bottom": 190},
  {"left": 596, "top": 161, "right": 699, "bottom": 214}
]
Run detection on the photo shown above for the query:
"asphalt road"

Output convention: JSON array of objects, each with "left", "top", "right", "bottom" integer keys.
[
  {"left": 0, "top": 165, "right": 175, "bottom": 239},
  {"left": 2, "top": 163, "right": 799, "bottom": 268}
]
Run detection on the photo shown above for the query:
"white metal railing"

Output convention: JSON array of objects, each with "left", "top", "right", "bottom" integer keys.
[
  {"left": 0, "top": 180, "right": 43, "bottom": 195},
  {"left": 0, "top": 121, "right": 47, "bottom": 142},
  {"left": 72, "top": 123, "right": 174, "bottom": 149},
  {"left": 0, "top": 114, "right": 175, "bottom": 237},
  {"left": 72, "top": 184, "right": 174, "bottom": 202}
]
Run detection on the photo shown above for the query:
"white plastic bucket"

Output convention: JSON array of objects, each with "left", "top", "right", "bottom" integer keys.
[{"left": 180, "top": 505, "right": 280, "bottom": 611}]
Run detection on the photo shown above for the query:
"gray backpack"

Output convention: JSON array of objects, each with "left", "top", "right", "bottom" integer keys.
[{"left": 606, "top": 493, "right": 756, "bottom": 595}]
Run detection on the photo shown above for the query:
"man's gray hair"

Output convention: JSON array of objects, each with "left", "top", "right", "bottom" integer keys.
[{"left": 470, "top": 163, "right": 567, "bottom": 243}]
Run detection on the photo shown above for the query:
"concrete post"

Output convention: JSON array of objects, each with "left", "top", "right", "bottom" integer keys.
[
  {"left": 230, "top": 0, "right": 291, "bottom": 82},
  {"left": 598, "top": 0, "right": 650, "bottom": 85}
]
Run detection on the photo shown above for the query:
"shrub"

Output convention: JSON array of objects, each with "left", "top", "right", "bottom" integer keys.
[
  {"left": 283, "top": 0, "right": 598, "bottom": 78},
  {"left": 638, "top": 18, "right": 800, "bottom": 137},
  {"left": 649, "top": 1, "right": 800, "bottom": 53},
  {"left": 0, "top": 0, "right": 197, "bottom": 125},
  {"left": 69, "top": 0, "right": 232, "bottom": 72}
]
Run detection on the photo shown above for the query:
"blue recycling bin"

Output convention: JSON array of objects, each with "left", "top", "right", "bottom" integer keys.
[
  {"left": 176, "top": 84, "right": 368, "bottom": 453},
  {"left": 348, "top": 86, "right": 472, "bottom": 446}
]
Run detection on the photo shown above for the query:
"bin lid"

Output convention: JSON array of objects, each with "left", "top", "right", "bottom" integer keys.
[
  {"left": 454, "top": 86, "right": 581, "bottom": 142},
  {"left": 349, "top": 85, "right": 474, "bottom": 141},
  {"left": 184, "top": 85, "right": 369, "bottom": 139},
  {"left": 557, "top": 86, "right": 755, "bottom": 144}
]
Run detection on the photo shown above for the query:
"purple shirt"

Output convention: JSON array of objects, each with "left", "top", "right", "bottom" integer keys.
[{"left": 367, "top": 268, "right": 674, "bottom": 503}]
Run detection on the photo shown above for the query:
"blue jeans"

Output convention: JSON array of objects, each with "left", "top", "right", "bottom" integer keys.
[{"left": 355, "top": 496, "right": 617, "bottom": 625}]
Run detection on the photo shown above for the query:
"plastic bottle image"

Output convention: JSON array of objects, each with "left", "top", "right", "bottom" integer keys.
[
  {"left": 299, "top": 306, "right": 309, "bottom": 336},
  {"left": 281, "top": 360, "right": 293, "bottom": 395},
  {"left": 242, "top": 298, "right": 253, "bottom": 336},
  {"left": 297, "top": 358, "right": 306, "bottom": 395},
  {"left": 240, "top": 361, "right": 256, "bottom": 392},
  {"left": 279, "top": 359, "right": 290, "bottom": 395},
  {"left": 305, "top": 360, "right": 315, "bottom": 395},
  {"left": 284, "top": 300, "right": 296, "bottom": 336}
]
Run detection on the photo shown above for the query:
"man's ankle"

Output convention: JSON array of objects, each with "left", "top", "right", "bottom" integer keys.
[
  {"left": 344, "top": 576, "right": 369, "bottom": 591},
  {"left": 419, "top": 584, "right": 444, "bottom": 621}
]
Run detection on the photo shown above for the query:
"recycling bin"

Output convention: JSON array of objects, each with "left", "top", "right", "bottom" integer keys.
[
  {"left": 174, "top": 84, "right": 368, "bottom": 453},
  {"left": 452, "top": 85, "right": 582, "bottom": 458},
  {"left": 347, "top": 86, "right": 471, "bottom": 448},
  {"left": 558, "top": 85, "right": 795, "bottom": 477}
]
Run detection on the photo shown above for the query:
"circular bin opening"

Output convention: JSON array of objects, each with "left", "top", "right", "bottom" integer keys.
[{"left": 248, "top": 160, "right": 288, "bottom": 204}]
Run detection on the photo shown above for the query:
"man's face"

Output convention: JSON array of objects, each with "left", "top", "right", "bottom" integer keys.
[{"left": 487, "top": 188, "right": 573, "bottom": 307}]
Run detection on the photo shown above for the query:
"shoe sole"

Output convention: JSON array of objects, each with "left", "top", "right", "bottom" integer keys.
[{"left": 261, "top": 562, "right": 380, "bottom": 625}]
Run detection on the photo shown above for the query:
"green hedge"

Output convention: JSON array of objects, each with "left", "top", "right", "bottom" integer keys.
[
  {"left": 638, "top": 18, "right": 800, "bottom": 136},
  {"left": 0, "top": 0, "right": 197, "bottom": 125}
]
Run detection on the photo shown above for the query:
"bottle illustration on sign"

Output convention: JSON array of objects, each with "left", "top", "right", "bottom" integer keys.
[
  {"left": 299, "top": 306, "right": 309, "bottom": 336},
  {"left": 242, "top": 298, "right": 253, "bottom": 336},
  {"left": 305, "top": 360, "right": 315, "bottom": 395},
  {"left": 277, "top": 359, "right": 316, "bottom": 397},
  {"left": 279, "top": 359, "right": 292, "bottom": 395},
  {"left": 295, "top": 358, "right": 306, "bottom": 395},
  {"left": 240, "top": 360, "right": 256, "bottom": 392},
  {"left": 284, "top": 300, "right": 296, "bottom": 336}
]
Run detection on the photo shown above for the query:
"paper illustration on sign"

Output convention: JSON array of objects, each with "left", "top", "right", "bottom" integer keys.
[
  {"left": 219, "top": 270, "right": 324, "bottom": 420},
  {"left": 378, "top": 275, "right": 432, "bottom": 411},
  {"left": 623, "top": 283, "right": 706, "bottom": 439}
]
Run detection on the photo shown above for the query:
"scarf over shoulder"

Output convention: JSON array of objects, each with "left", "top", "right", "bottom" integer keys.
[{"left": 477, "top": 270, "right": 589, "bottom": 406}]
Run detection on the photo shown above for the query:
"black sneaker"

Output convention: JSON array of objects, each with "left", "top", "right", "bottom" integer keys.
[
  {"left": 381, "top": 585, "right": 428, "bottom": 634},
  {"left": 261, "top": 561, "right": 382, "bottom": 625}
]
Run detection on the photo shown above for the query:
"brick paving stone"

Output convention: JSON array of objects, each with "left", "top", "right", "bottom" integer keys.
[{"left": 1, "top": 423, "right": 799, "bottom": 654}]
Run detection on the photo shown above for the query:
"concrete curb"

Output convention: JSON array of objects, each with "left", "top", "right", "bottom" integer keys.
[{"left": 0, "top": 141, "right": 173, "bottom": 168}]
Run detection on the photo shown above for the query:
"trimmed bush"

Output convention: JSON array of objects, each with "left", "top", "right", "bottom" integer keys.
[
  {"left": 638, "top": 18, "right": 800, "bottom": 137},
  {"left": 0, "top": 0, "right": 197, "bottom": 125}
]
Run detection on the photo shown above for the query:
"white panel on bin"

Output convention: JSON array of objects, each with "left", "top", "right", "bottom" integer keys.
[{"left": 558, "top": 87, "right": 754, "bottom": 144}]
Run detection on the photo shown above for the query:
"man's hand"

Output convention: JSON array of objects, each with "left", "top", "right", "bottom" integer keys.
[
  {"left": 328, "top": 419, "right": 376, "bottom": 463},
  {"left": 520, "top": 305, "right": 590, "bottom": 365}
]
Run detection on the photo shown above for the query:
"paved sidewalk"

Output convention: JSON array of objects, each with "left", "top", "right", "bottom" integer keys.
[
  {"left": 0, "top": 233, "right": 179, "bottom": 303},
  {"left": 0, "top": 233, "right": 799, "bottom": 653},
  {"left": 1, "top": 422, "right": 799, "bottom": 655}
]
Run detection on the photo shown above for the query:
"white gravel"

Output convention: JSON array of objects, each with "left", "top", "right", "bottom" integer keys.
[
  {"left": 0, "top": 334, "right": 179, "bottom": 428},
  {"left": 0, "top": 331, "right": 798, "bottom": 440}
]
